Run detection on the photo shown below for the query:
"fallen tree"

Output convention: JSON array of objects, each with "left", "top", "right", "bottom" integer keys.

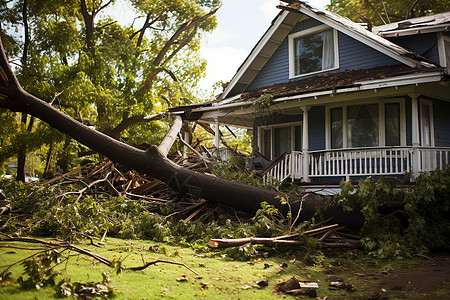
[{"left": 0, "top": 38, "right": 364, "bottom": 229}]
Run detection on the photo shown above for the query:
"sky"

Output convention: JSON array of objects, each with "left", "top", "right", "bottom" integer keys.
[
  {"left": 105, "top": 0, "right": 331, "bottom": 95},
  {"left": 199, "top": 0, "right": 331, "bottom": 94}
]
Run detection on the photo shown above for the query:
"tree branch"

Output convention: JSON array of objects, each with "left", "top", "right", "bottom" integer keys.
[{"left": 157, "top": 115, "right": 183, "bottom": 157}]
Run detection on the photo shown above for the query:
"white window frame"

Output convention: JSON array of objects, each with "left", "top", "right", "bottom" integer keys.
[
  {"left": 419, "top": 99, "right": 435, "bottom": 147},
  {"left": 437, "top": 32, "right": 450, "bottom": 71},
  {"left": 325, "top": 99, "right": 406, "bottom": 150},
  {"left": 258, "top": 121, "right": 302, "bottom": 160},
  {"left": 288, "top": 24, "right": 339, "bottom": 79}
]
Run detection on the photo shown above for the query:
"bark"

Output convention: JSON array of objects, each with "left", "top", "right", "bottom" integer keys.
[
  {"left": 0, "top": 38, "right": 364, "bottom": 230},
  {"left": 16, "top": 0, "right": 30, "bottom": 182},
  {"left": 137, "top": 5, "right": 220, "bottom": 96}
]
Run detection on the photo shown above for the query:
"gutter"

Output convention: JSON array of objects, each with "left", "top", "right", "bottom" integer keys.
[{"left": 190, "top": 71, "right": 445, "bottom": 113}]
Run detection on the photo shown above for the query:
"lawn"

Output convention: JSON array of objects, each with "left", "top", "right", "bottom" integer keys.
[{"left": 1, "top": 237, "right": 449, "bottom": 299}]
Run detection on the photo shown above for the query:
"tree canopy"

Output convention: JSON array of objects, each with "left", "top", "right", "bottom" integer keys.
[
  {"left": 0, "top": 0, "right": 220, "bottom": 178},
  {"left": 327, "top": 0, "right": 450, "bottom": 27}
]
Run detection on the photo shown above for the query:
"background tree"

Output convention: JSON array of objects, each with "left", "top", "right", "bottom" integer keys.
[
  {"left": 0, "top": 0, "right": 219, "bottom": 179},
  {"left": 328, "top": 0, "right": 450, "bottom": 27}
]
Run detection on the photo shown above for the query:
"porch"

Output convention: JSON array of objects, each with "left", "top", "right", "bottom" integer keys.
[{"left": 262, "top": 146, "right": 450, "bottom": 183}]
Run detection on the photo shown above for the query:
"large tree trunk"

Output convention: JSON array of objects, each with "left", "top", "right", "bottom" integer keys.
[{"left": 0, "top": 39, "right": 364, "bottom": 230}]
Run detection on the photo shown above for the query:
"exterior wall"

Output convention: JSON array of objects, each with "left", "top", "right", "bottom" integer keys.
[
  {"left": 246, "top": 18, "right": 399, "bottom": 91},
  {"left": 387, "top": 33, "right": 440, "bottom": 65},
  {"left": 432, "top": 98, "right": 450, "bottom": 147}
]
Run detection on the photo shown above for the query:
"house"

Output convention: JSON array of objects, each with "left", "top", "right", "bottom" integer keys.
[{"left": 170, "top": 1, "right": 450, "bottom": 183}]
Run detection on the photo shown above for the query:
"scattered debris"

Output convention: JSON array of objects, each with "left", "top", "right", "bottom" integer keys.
[
  {"left": 329, "top": 281, "right": 357, "bottom": 292},
  {"left": 275, "top": 277, "right": 319, "bottom": 297},
  {"left": 256, "top": 280, "right": 268, "bottom": 288}
]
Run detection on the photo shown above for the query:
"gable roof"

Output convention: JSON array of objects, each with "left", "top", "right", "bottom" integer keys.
[
  {"left": 373, "top": 11, "right": 450, "bottom": 37},
  {"left": 221, "top": 0, "right": 437, "bottom": 100}
]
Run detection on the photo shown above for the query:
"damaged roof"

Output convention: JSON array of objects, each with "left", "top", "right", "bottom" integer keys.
[
  {"left": 373, "top": 11, "right": 450, "bottom": 37},
  {"left": 220, "top": 0, "right": 437, "bottom": 100},
  {"left": 222, "top": 65, "right": 448, "bottom": 104}
]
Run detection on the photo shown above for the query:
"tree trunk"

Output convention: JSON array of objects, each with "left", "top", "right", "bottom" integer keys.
[{"left": 0, "top": 39, "right": 364, "bottom": 230}]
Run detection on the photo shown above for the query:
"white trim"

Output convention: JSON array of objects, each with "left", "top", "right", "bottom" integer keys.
[
  {"left": 377, "top": 25, "right": 450, "bottom": 38},
  {"left": 325, "top": 98, "right": 407, "bottom": 150},
  {"left": 296, "top": 7, "right": 425, "bottom": 68},
  {"left": 197, "top": 72, "right": 444, "bottom": 114},
  {"left": 221, "top": 11, "right": 291, "bottom": 100},
  {"left": 437, "top": 32, "right": 450, "bottom": 70},
  {"left": 288, "top": 25, "right": 339, "bottom": 79}
]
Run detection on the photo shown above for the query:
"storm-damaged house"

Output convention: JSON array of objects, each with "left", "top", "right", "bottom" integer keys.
[{"left": 170, "top": 1, "right": 450, "bottom": 183}]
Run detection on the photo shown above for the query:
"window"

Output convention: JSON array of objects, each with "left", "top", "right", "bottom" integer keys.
[
  {"left": 438, "top": 33, "right": 450, "bottom": 72},
  {"left": 347, "top": 104, "right": 378, "bottom": 148},
  {"left": 328, "top": 101, "right": 405, "bottom": 149},
  {"left": 289, "top": 25, "right": 338, "bottom": 78},
  {"left": 330, "top": 107, "right": 343, "bottom": 149},
  {"left": 259, "top": 123, "right": 302, "bottom": 160},
  {"left": 385, "top": 103, "right": 400, "bottom": 146}
]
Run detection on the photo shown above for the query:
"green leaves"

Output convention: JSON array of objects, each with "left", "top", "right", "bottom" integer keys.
[{"left": 336, "top": 168, "right": 450, "bottom": 258}]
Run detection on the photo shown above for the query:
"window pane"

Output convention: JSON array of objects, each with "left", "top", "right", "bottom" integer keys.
[
  {"left": 294, "top": 29, "right": 334, "bottom": 76},
  {"left": 294, "top": 125, "right": 302, "bottom": 151},
  {"left": 385, "top": 103, "right": 400, "bottom": 146},
  {"left": 331, "top": 108, "right": 343, "bottom": 149},
  {"left": 262, "top": 129, "right": 271, "bottom": 159},
  {"left": 274, "top": 127, "right": 291, "bottom": 158},
  {"left": 421, "top": 103, "right": 431, "bottom": 146},
  {"left": 348, "top": 104, "right": 379, "bottom": 147}
]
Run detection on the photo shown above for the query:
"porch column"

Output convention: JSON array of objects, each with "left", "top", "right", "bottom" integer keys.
[
  {"left": 301, "top": 106, "right": 310, "bottom": 182},
  {"left": 214, "top": 117, "right": 220, "bottom": 149},
  {"left": 410, "top": 94, "right": 420, "bottom": 178},
  {"left": 183, "top": 130, "right": 190, "bottom": 156}
]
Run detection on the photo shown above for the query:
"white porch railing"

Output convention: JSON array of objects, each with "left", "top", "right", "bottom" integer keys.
[
  {"left": 262, "top": 147, "right": 450, "bottom": 183},
  {"left": 263, "top": 151, "right": 303, "bottom": 184}
]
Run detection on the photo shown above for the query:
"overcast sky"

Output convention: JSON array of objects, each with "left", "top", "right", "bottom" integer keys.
[{"left": 199, "top": 0, "right": 330, "bottom": 94}]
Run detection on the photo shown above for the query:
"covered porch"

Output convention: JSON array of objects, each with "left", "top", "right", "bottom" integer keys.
[{"left": 262, "top": 146, "right": 450, "bottom": 183}]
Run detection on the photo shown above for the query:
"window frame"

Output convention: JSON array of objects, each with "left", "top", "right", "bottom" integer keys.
[
  {"left": 437, "top": 32, "right": 450, "bottom": 72},
  {"left": 325, "top": 99, "right": 406, "bottom": 150},
  {"left": 288, "top": 24, "right": 339, "bottom": 79},
  {"left": 258, "top": 121, "right": 302, "bottom": 160}
]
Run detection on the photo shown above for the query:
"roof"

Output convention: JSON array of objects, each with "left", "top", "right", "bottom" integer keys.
[
  {"left": 373, "top": 11, "right": 450, "bottom": 37},
  {"left": 220, "top": 65, "right": 447, "bottom": 105},
  {"left": 220, "top": 0, "right": 437, "bottom": 100}
]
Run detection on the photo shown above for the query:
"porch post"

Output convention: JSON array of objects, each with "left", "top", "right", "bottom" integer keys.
[
  {"left": 214, "top": 117, "right": 220, "bottom": 149},
  {"left": 410, "top": 94, "right": 420, "bottom": 178},
  {"left": 301, "top": 106, "right": 310, "bottom": 182},
  {"left": 183, "top": 130, "right": 190, "bottom": 155}
]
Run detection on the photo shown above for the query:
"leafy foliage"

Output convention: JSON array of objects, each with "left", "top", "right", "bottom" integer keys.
[
  {"left": 336, "top": 168, "right": 450, "bottom": 258},
  {"left": 0, "top": 0, "right": 220, "bottom": 178},
  {"left": 251, "top": 93, "right": 274, "bottom": 113},
  {"left": 328, "top": 0, "right": 450, "bottom": 26}
]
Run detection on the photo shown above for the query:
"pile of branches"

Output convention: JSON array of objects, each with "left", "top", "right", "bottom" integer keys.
[{"left": 41, "top": 154, "right": 212, "bottom": 220}]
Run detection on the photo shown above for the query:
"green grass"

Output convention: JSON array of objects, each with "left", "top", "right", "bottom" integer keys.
[
  {"left": 0, "top": 238, "right": 319, "bottom": 299},
  {"left": 1, "top": 238, "right": 448, "bottom": 299}
]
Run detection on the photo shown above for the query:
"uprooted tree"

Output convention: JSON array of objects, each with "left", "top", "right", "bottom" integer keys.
[{"left": 0, "top": 37, "right": 364, "bottom": 229}]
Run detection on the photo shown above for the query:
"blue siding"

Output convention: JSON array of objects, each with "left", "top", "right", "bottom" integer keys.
[
  {"left": 309, "top": 106, "right": 325, "bottom": 151},
  {"left": 246, "top": 18, "right": 400, "bottom": 91},
  {"left": 432, "top": 99, "right": 450, "bottom": 147},
  {"left": 387, "top": 33, "right": 440, "bottom": 65}
]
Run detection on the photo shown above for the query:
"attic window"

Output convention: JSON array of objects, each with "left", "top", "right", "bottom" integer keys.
[{"left": 288, "top": 25, "right": 339, "bottom": 78}]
